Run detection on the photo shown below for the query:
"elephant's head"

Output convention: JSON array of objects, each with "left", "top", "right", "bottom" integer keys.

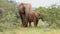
[
  {"left": 18, "top": 3, "right": 25, "bottom": 14},
  {"left": 18, "top": 3, "right": 31, "bottom": 14}
]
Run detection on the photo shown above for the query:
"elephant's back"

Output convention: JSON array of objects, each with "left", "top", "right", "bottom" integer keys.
[{"left": 28, "top": 11, "right": 38, "bottom": 22}]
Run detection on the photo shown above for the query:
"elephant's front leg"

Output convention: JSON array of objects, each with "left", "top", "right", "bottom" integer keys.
[
  {"left": 29, "top": 21, "right": 31, "bottom": 27},
  {"left": 21, "top": 15, "right": 28, "bottom": 27},
  {"left": 21, "top": 19, "right": 28, "bottom": 27},
  {"left": 22, "top": 21, "right": 28, "bottom": 27},
  {"left": 23, "top": 14, "right": 28, "bottom": 27}
]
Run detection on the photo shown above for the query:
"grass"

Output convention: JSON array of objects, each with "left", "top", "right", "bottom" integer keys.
[
  {"left": 0, "top": 20, "right": 60, "bottom": 34},
  {"left": 16, "top": 27, "right": 60, "bottom": 34},
  {"left": 0, "top": 27, "right": 60, "bottom": 34}
]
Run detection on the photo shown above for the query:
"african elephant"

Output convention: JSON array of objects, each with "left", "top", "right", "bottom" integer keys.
[
  {"left": 18, "top": 3, "right": 31, "bottom": 27},
  {"left": 18, "top": 3, "right": 44, "bottom": 27},
  {"left": 28, "top": 10, "right": 44, "bottom": 27}
]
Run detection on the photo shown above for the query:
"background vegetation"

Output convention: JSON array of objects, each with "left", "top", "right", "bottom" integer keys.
[
  {"left": 0, "top": 0, "right": 60, "bottom": 34},
  {"left": 0, "top": 0, "right": 20, "bottom": 34},
  {"left": 35, "top": 4, "right": 60, "bottom": 28}
]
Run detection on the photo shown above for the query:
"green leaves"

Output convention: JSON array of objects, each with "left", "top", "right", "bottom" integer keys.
[
  {"left": 35, "top": 5, "right": 60, "bottom": 28},
  {"left": 0, "top": 0, "right": 20, "bottom": 31}
]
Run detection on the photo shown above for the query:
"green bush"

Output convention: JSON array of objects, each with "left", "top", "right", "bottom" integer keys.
[
  {"left": 35, "top": 5, "right": 60, "bottom": 28},
  {"left": 0, "top": 0, "right": 20, "bottom": 31}
]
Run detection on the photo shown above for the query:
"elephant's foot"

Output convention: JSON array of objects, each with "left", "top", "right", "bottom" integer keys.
[
  {"left": 23, "top": 24, "right": 28, "bottom": 27},
  {"left": 22, "top": 22, "right": 28, "bottom": 27}
]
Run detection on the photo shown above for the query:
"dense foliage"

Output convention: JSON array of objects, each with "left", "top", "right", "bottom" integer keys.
[
  {"left": 0, "top": 0, "right": 20, "bottom": 32},
  {"left": 35, "top": 5, "right": 60, "bottom": 28}
]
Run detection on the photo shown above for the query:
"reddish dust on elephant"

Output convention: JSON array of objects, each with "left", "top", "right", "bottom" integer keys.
[
  {"left": 18, "top": 3, "right": 31, "bottom": 27},
  {"left": 28, "top": 10, "right": 41, "bottom": 27},
  {"left": 18, "top": 3, "right": 44, "bottom": 27}
]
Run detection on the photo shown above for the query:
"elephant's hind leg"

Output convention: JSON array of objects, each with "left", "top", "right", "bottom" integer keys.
[
  {"left": 34, "top": 19, "right": 38, "bottom": 27},
  {"left": 29, "top": 21, "right": 31, "bottom": 27},
  {"left": 36, "top": 19, "right": 38, "bottom": 27}
]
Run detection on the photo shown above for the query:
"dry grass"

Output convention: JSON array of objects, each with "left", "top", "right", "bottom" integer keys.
[
  {"left": 16, "top": 27, "right": 60, "bottom": 34},
  {"left": 16, "top": 20, "right": 60, "bottom": 34},
  {"left": 0, "top": 20, "right": 60, "bottom": 34}
]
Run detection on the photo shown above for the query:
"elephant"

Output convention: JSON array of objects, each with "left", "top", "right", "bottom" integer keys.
[
  {"left": 18, "top": 3, "right": 31, "bottom": 27},
  {"left": 28, "top": 10, "right": 44, "bottom": 27},
  {"left": 18, "top": 3, "right": 44, "bottom": 27}
]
